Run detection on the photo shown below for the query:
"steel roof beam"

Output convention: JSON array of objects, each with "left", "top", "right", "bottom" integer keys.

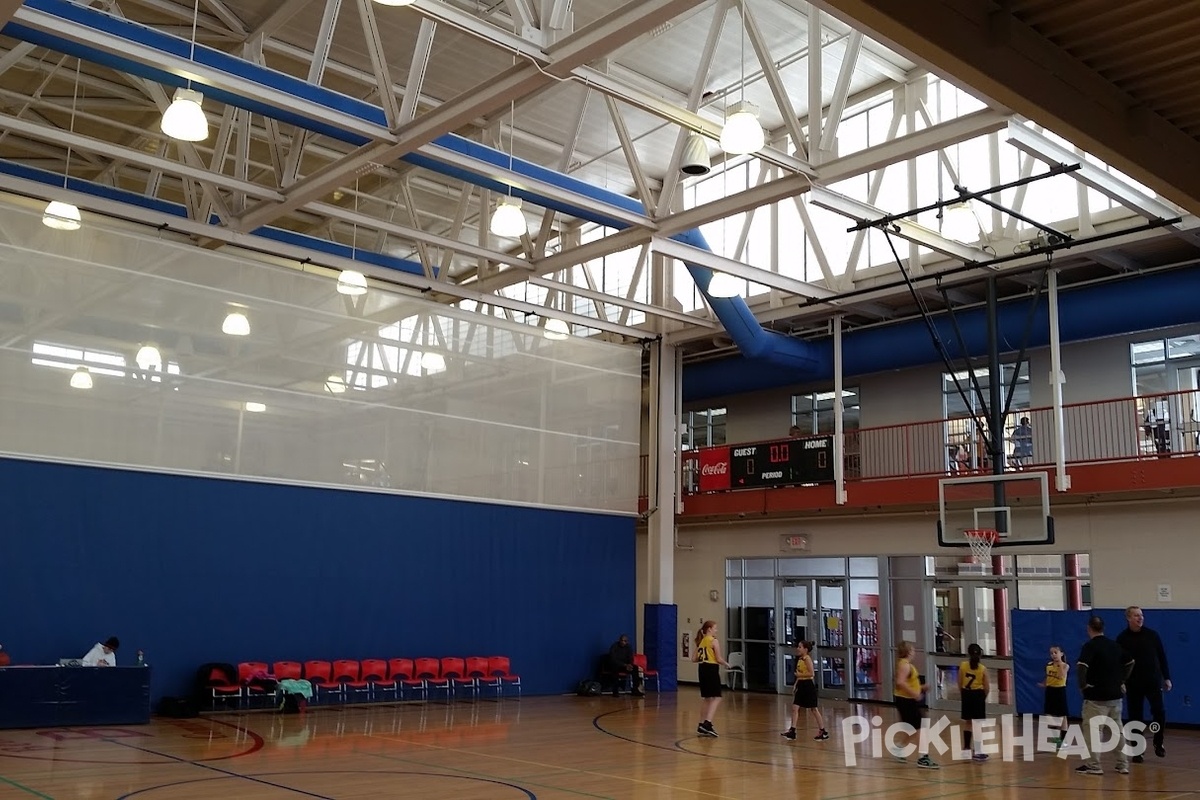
[
  {"left": 809, "top": 184, "right": 989, "bottom": 262},
  {"left": 653, "top": 237, "right": 836, "bottom": 300},
  {"left": 1004, "top": 120, "right": 1180, "bottom": 222}
]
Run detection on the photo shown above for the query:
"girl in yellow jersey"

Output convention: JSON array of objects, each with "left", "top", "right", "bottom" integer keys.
[
  {"left": 692, "top": 620, "right": 731, "bottom": 737},
  {"left": 959, "top": 643, "right": 990, "bottom": 761},
  {"left": 1037, "top": 645, "right": 1069, "bottom": 747},
  {"left": 781, "top": 641, "right": 829, "bottom": 741},
  {"left": 892, "top": 641, "right": 938, "bottom": 769}
]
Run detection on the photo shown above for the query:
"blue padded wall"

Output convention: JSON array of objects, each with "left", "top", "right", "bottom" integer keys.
[
  {"left": 1013, "top": 609, "right": 1199, "bottom": 724},
  {"left": 643, "top": 604, "right": 678, "bottom": 692},
  {"left": 0, "top": 457, "right": 636, "bottom": 703}
]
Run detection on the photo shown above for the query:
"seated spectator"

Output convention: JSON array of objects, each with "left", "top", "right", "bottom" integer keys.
[
  {"left": 0, "top": 644, "right": 9, "bottom": 667},
  {"left": 605, "top": 634, "right": 644, "bottom": 697},
  {"left": 81, "top": 637, "right": 120, "bottom": 667}
]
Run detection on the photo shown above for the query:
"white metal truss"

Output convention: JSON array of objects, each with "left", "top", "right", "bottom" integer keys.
[{"left": 1, "top": 0, "right": 1190, "bottom": 371}]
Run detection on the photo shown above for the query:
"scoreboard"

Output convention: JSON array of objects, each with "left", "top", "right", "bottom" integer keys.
[{"left": 729, "top": 435, "right": 834, "bottom": 488}]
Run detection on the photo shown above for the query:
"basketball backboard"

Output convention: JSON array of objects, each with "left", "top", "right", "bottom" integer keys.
[{"left": 937, "top": 471, "right": 1054, "bottom": 548}]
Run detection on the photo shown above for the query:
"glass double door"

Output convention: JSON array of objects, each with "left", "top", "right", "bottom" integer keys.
[
  {"left": 926, "top": 579, "right": 1016, "bottom": 715},
  {"left": 774, "top": 579, "right": 851, "bottom": 699}
]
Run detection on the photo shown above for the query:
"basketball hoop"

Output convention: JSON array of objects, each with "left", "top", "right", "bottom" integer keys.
[{"left": 963, "top": 529, "right": 999, "bottom": 564}]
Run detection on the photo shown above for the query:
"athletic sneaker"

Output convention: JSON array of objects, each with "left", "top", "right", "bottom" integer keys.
[
  {"left": 889, "top": 747, "right": 906, "bottom": 762},
  {"left": 781, "top": 728, "right": 796, "bottom": 740},
  {"left": 697, "top": 721, "right": 719, "bottom": 738},
  {"left": 916, "top": 755, "right": 939, "bottom": 769},
  {"left": 1075, "top": 764, "right": 1103, "bottom": 775},
  {"left": 972, "top": 752, "right": 989, "bottom": 762},
  {"left": 1116, "top": 764, "right": 1130, "bottom": 774},
  {"left": 814, "top": 729, "right": 829, "bottom": 741}
]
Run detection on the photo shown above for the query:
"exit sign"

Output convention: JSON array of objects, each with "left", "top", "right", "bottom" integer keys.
[{"left": 780, "top": 534, "right": 809, "bottom": 551}]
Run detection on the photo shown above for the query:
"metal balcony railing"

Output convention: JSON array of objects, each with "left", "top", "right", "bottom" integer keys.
[{"left": 662, "top": 390, "right": 1200, "bottom": 496}]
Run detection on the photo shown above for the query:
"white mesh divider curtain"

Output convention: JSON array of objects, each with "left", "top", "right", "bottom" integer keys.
[{"left": 0, "top": 199, "right": 642, "bottom": 514}]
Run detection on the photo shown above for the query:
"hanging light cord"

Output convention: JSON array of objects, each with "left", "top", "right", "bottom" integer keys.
[
  {"left": 186, "top": 0, "right": 200, "bottom": 89},
  {"left": 64, "top": 57, "right": 81, "bottom": 191},
  {"left": 740, "top": 0, "right": 746, "bottom": 105}
]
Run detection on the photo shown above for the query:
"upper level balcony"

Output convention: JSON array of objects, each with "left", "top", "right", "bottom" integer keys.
[{"left": 644, "top": 389, "right": 1200, "bottom": 520}]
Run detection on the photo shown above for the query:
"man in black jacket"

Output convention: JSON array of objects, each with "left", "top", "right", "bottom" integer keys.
[
  {"left": 1077, "top": 615, "right": 1136, "bottom": 775},
  {"left": 606, "top": 634, "right": 644, "bottom": 697},
  {"left": 1116, "top": 606, "right": 1172, "bottom": 760}
]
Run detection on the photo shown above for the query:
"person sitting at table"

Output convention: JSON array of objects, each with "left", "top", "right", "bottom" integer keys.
[{"left": 81, "top": 636, "right": 120, "bottom": 666}]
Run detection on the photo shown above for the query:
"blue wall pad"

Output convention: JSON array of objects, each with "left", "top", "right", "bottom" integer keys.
[
  {"left": 0, "top": 457, "right": 636, "bottom": 704},
  {"left": 643, "top": 604, "right": 678, "bottom": 692},
  {"left": 1012, "top": 609, "right": 1199, "bottom": 724}
]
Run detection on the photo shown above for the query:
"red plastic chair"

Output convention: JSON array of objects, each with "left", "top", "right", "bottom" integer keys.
[
  {"left": 241, "top": 661, "right": 276, "bottom": 707},
  {"left": 304, "top": 660, "right": 343, "bottom": 703},
  {"left": 441, "top": 657, "right": 470, "bottom": 700},
  {"left": 487, "top": 656, "right": 521, "bottom": 698},
  {"left": 335, "top": 659, "right": 370, "bottom": 703},
  {"left": 390, "top": 658, "right": 425, "bottom": 700},
  {"left": 416, "top": 657, "right": 447, "bottom": 701},
  {"left": 361, "top": 658, "right": 394, "bottom": 701},
  {"left": 273, "top": 661, "right": 302, "bottom": 681},
  {"left": 633, "top": 653, "right": 659, "bottom": 691},
  {"left": 461, "top": 657, "right": 490, "bottom": 699},
  {"left": 208, "top": 665, "right": 241, "bottom": 709}
]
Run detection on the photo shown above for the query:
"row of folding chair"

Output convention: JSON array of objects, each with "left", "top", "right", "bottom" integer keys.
[{"left": 208, "top": 656, "right": 521, "bottom": 709}]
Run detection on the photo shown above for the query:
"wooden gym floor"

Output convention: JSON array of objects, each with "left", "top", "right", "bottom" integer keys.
[{"left": 0, "top": 692, "right": 1197, "bottom": 799}]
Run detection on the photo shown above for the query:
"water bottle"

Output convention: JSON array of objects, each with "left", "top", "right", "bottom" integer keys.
[{"left": 137, "top": 650, "right": 145, "bottom": 666}]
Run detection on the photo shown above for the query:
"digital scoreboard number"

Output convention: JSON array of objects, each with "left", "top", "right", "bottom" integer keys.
[{"left": 730, "top": 435, "right": 835, "bottom": 488}]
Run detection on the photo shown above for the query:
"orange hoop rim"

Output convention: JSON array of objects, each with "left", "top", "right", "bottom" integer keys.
[{"left": 963, "top": 528, "right": 999, "bottom": 543}]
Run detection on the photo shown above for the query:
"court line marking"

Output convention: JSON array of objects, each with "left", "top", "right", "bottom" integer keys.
[
  {"left": 105, "top": 738, "right": 337, "bottom": 800},
  {"left": 113, "top": 771, "right": 536, "bottom": 799},
  {"left": 372, "top": 730, "right": 741, "bottom": 799},
  {"left": 0, "top": 717, "right": 263, "bottom": 765},
  {"left": 593, "top": 703, "right": 1200, "bottom": 794},
  {"left": 0, "top": 774, "right": 54, "bottom": 799},
  {"left": 363, "top": 749, "right": 611, "bottom": 800}
]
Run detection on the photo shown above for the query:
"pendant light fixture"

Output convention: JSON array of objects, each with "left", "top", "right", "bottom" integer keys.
[
  {"left": 543, "top": 318, "right": 570, "bottom": 340},
  {"left": 681, "top": 132, "right": 712, "bottom": 176},
  {"left": 337, "top": 270, "right": 368, "bottom": 295},
  {"left": 490, "top": 97, "right": 526, "bottom": 238},
  {"left": 720, "top": 1, "right": 765, "bottom": 156},
  {"left": 161, "top": 0, "right": 209, "bottom": 142},
  {"left": 135, "top": 344, "right": 163, "bottom": 371},
  {"left": 43, "top": 58, "right": 83, "bottom": 231},
  {"left": 70, "top": 365, "right": 93, "bottom": 389},
  {"left": 222, "top": 307, "right": 250, "bottom": 336},
  {"left": 940, "top": 201, "right": 980, "bottom": 243}
]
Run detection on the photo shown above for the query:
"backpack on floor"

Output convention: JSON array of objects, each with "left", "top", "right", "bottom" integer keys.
[{"left": 576, "top": 680, "right": 601, "bottom": 696}]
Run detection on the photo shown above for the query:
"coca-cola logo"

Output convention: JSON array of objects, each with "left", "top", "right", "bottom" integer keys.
[{"left": 701, "top": 462, "right": 729, "bottom": 475}]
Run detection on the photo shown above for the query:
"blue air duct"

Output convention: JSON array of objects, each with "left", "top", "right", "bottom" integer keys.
[
  {"left": 681, "top": 264, "right": 1200, "bottom": 401},
  {"left": 3, "top": 0, "right": 823, "bottom": 373}
]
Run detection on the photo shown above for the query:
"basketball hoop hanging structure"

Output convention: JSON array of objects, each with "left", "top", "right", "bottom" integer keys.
[{"left": 964, "top": 529, "right": 998, "bottom": 564}]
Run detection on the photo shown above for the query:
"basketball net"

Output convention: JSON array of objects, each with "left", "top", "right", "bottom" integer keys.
[{"left": 964, "top": 529, "right": 998, "bottom": 564}]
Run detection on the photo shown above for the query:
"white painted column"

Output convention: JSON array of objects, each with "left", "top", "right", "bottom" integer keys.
[
  {"left": 1048, "top": 269, "right": 1071, "bottom": 491},
  {"left": 647, "top": 340, "right": 680, "bottom": 605},
  {"left": 833, "top": 314, "right": 847, "bottom": 504}
]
